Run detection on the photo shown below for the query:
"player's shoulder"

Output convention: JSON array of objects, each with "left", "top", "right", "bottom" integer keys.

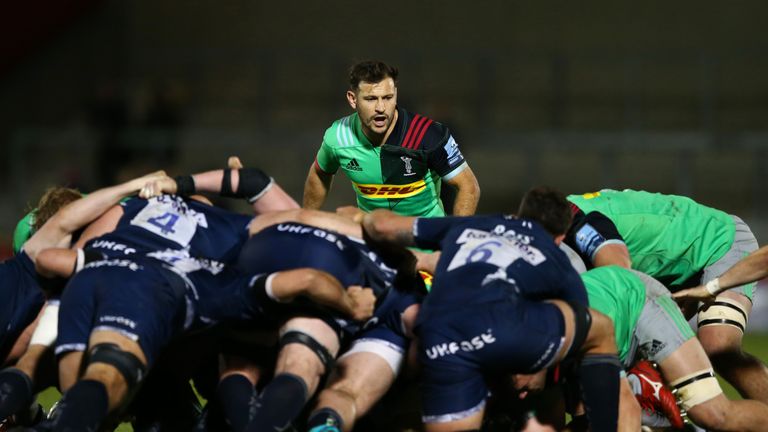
[
  {"left": 323, "top": 113, "right": 360, "bottom": 148},
  {"left": 397, "top": 108, "right": 451, "bottom": 151}
]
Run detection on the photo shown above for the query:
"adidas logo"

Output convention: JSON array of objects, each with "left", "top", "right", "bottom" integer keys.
[{"left": 345, "top": 159, "right": 362, "bottom": 171}]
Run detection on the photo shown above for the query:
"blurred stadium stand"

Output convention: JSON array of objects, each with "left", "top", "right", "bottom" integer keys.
[{"left": 2, "top": 0, "right": 768, "bottom": 325}]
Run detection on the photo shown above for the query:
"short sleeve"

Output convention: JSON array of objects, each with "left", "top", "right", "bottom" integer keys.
[
  {"left": 315, "top": 139, "right": 339, "bottom": 174},
  {"left": 426, "top": 131, "right": 467, "bottom": 180},
  {"left": 565, "top": 211, "right": 625, "bottom": 264}
]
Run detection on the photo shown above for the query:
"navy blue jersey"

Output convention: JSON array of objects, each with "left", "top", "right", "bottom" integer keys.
[
  {"left": 237, "top": 223, "right": 408, "bottom": 336},
  {"left": 414, "top": 215, "right": 587, "bottom": 320},
  {"left": 238, "top": 222, "right": 395, "bottom": 298},
  {"left": 0, "top": 251, "right": 46, "bottom": 360},
  {"left": 87, "top": 195, "right": 252, "bottom": 265}
]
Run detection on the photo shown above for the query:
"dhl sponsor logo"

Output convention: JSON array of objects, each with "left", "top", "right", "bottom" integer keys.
[
  {"left": 582, "top": 191, "right": 601, "bottom": 199},
  {"left": 353, "top": 180, "right": 427, "bottom": 199}
]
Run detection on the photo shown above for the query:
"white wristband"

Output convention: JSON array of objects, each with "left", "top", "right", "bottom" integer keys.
[
  {"left": 705, "top": 278, "right": 721, "bottom": 296},
  {"left": 74, "top": 248, "right": 86, "bottom": 273}
]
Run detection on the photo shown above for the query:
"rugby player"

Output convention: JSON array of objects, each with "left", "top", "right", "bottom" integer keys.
[
  {"left": 303, "top": 60, "right": 480, "bottom": 217},
  {"left": 230, "top": 208, "right": 421, "bottom": 432},
  {"left": 39, "top": 191, "right": 374, "bottom": 432},
  {"left": 0, "top": 171, "right": 169, "bottom": 427},
  {"left": 360, "top": 187, "right": 624, "bottom": 432},
  {"left": 233, "top": 215, "right": 422, "bottom": 432},
  {"left": 565, "top": 189, "right": 768, "bottom": 403},
  {"left": 581, "top": 266, "right": 768, "bottom": 431}
]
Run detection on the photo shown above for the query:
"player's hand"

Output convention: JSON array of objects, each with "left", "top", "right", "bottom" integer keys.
[
  {"left": 228, "top": 156, "right": 244, "bottom": 169},
  {"left": 336, "top": 206, "right": 365, "bottom": 223},
  {"left": 347, "top": 285, "right": 375, "bottom": 321},
  {"left": 139, "top": 175, "right": 177, "bottom": 198},
  {"left": 672, "top": 285, "right": 716, "bottom": 304},
  {"left": 414, "top": 250, "right": 441, "bottom": 274}
]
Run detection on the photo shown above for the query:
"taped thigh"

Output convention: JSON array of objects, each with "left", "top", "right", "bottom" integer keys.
[
  {"left": 697, "top": 297, "right": 749, "bottom": 333},
  {"left": 279, "top": 330, "right": 335, "bottom": 373},
  {"left": 670, "top": 368, "right": 722, "bottom": 411}
]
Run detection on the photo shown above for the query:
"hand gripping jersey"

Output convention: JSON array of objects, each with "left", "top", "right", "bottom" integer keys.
[
  {"left": 413, "top": 214, "right": 587, "bottom": 322},
  {"left": 315, "top": 107, "right": 468, "bottom": 217},
  {"left": 567, "top": 189, "right": 736, "bottom": 286}
]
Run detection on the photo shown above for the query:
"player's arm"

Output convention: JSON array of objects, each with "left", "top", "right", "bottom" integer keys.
[
  {"left": 673, "top": 245, "right": 768, "bottom": 302},
  {"left": 302, "top": 162, "right": 335, "bottom": 209},
  {"left": 362, "top": 209, "right": 418, "bottom": 247},
  {"left": 266, "top": 269, "right": 375, "bottom": 321},
  {"left": 303, "top": 139, "right": 340, "bottom": 209},
  {"left": 35, "top": 247, "right": 105, "bottom": 279},
  {"left": 593, "top": 244, "right": 631, "bottom": 268},
  {"left": 443, "top": 165, "right": 480, "bottom": 216},
  {"left": 565, "top": 211, "right": 631, "bottom": 269},
  {"left": 248, "top": 208, "right": 363, "bottom": 238},
  {"left": 23, "top": 171, "right": 168, "bottom": 261},
  {"left": 167, "top": 158, "right": 299, "bottom": 213},
  {"left": 425, "top": 129, "right": 480, "bottom": 216}
]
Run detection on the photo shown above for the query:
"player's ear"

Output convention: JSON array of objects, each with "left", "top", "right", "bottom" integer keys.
[{"left": 346, "top": 90, "right": 357, "bottom": 109}]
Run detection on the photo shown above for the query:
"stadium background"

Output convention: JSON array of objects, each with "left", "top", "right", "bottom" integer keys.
[{"left": 2, "top": 0, "right": 767, "bottom": 346}]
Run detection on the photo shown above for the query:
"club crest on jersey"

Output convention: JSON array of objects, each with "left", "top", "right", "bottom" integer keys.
[{"left": 400, "top": 156, "right": 416, "bottom": 176}]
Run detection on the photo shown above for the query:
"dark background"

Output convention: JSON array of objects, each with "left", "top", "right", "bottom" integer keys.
[{"left": 2, "top": 1, "right": 767, "bottom": 257}]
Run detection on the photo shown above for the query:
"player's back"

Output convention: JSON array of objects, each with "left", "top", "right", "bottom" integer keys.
[
  {"left": 414, "top": 215, "right": 587, "bottom": 319},
  {"left": 238, "top": 222, "right": 394, "bottom": 298},
  {"left": 87, "top": 195, "right": 252, "bottom": 265},
  {"left": 568, "top": 189, "right": 735, "bottom": 284}
]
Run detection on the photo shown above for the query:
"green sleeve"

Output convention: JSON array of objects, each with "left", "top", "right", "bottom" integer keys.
[{"left": 315, "top": 138, "right": 339, "bottom": 174}]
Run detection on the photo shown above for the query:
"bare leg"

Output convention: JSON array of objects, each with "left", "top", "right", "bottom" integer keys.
[{"left": 697, "top": 291, "right": 768, "bottom": 403}]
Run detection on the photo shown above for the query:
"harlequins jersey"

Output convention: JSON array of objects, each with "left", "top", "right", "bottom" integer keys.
[
  {"left": 315, "top": 107, "right": 468, "bottom": 217},
  {"left": 567, "top": 189, "right": 735, "bottom": 285}
]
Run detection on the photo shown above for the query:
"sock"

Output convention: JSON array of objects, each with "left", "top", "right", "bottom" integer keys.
[
  {"left": 307, "top": 407, "right": 344, "bottom": 432},
  {"left": 52, "top": 379, "right": 109, "bottom": 432},
  {"left": 0, "top": 368, "right": 34, "bottom": 421},
  {"left": 246, "top": 373, "right": 308, "bottom": 432},
  {"left": 579, "top": 354, "right": 621, "bottom": 432},
  {"left": 626, "top": 372, "right": 642, "bottom": 395},
  {"left": 217, "top": 374, "right": 256, "bottom": 432}
]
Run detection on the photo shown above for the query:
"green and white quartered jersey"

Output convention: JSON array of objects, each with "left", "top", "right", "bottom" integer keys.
[
  {"left": 581, "top": 266, "right": 646, "bottom": 362},
  {"left": 314, "top": 107, "right": 468, "bottom": 217},
  {"left": 568, "top": 189, "right": 735, "bottom": 286}
]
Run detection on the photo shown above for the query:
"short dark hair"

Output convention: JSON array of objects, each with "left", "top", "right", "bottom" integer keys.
[
  {"left": 349, "top": 60, "right": 399, "bottom": 91},
  {"left": 517, "top": 186, "right": 572, "bottom": 237}
]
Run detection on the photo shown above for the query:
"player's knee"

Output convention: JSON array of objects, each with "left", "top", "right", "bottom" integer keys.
[
  {"left": 85, "top": 343, "right": 147, "bottom": 394},
  {"left": 279, "top": 331, "right": 336, "bottom": 376}
]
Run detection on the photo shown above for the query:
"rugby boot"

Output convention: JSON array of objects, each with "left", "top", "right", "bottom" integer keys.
[{"left": 628, "top": 360, "right": 685, "bottom": 429}]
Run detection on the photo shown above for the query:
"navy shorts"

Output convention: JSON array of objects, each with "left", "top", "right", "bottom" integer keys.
[
  {"left": 56, "top": 258, "right": 188, "bottom": 366},
  {"left": 417, "top": 298, "right": 565, "bottom": 423}
]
